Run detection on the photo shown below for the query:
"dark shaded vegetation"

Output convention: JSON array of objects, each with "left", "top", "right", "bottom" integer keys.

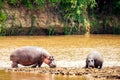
[
  {"left": 0, "top": 0, "right": 120, "bottom": 36},
  {"left": 90, "top": 0, "right": 120, "bottom": 34}
]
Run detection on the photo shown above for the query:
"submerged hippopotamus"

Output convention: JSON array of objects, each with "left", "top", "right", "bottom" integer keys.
[
  {"left": 10, "top": 46, "right": 56, "bottom": 68},
  {"left": 85, "top": 51, "right": 103, "bottom": 69}
]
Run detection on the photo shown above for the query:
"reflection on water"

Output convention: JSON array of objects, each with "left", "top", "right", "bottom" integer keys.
[
  {"left": 11, "top": 72, "right": 52, "bottom": 80},
  {"left": 0, "top": 70, "right": 11, "bottom": 80},
  {"left": 0, "top": 70, "right": 87, "bottom": 80}
]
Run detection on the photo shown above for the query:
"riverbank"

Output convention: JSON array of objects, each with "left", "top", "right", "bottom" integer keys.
[
  {"left": 0, "top": 2, "right": 120, "bottom": 36},
  {"left": 6, "top": 67, "right": 120, "bottom": 80}
]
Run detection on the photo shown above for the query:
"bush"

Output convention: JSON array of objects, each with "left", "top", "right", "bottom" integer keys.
[{"left": 0, "top": 10, "right": 7, "bottom": 22}]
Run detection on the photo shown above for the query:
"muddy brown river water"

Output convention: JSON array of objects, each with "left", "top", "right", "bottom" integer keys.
[{"left": 0, "top": 35, "right": 120, "bottom": 80}]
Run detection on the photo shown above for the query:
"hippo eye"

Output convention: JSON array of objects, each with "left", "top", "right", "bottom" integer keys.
[
  {"left": 48, "top": 56, "right": 52, "bottom": 61},
  {"left": 49, "top": 56, "right": 54, "bottom": 60},
  {"left": 88, "top": 61, "right": 90, "bottom": 63},
  {"left": 91, "top": 60, "right": 94, "bottom": 62}
]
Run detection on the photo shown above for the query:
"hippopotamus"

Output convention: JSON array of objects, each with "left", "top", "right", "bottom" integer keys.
[
  {"left": 85, "top": 51, "right": 103, "bottom": 69},
  {"left": 10, "top": 46, "right": 56, "bottom": 68}
]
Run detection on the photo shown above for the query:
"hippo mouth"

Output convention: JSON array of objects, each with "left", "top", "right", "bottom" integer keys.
[
  {"left": 49, "top": 62, "right": 56, "bottom": 68},
  {"left": 50, "top": 65, "right": 56, "bottom": 68},
  {"left": 88, "top": 65, "right": 95, "bottom": 68}
]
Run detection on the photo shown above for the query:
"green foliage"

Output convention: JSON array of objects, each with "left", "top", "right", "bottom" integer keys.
[
  {"left": 34, "top": 0, "right": 45, "bottom": 9},
  {"left": 63, "top": 25, "right": 86, "bottom": 35},
  {"left": 0, "top": 0, "right": 120, "bottom": 35},
  {"left": 90, "top": 18, "right": 99, "bottom": 33},
  {"left": 58, "top": 0, "right": 96, "bottom": 34},
  {"left": 60, "top": 0, "right": 96, "bottom": 20},
  {"left": 102, "top": 17, "right": 120, "bottom": 34},
  {"left": 63, "top": 25, "right": 72, "bottom": 35},
  {"left": 90, "top": 15, "right": 120, "bottom": 34},
  {"left": 48, "top": 25, "right": 56, "bottom": 35},
  {"left": 11, "top": 14, "right": 15, "bottom": 35},
  {"left": 115, "top": 0, "right": 120, "bottom": 8},
  {"left": 9, "top": 0, "right": 17, "bottom": 5},
  {"left": 113, "top": 25, "right": 120, "bottom": 34},
  {"left": 0, "top": 10, "right": 7, "bottom": 36},
  {"left": 113, "top": 0, "right": 120, "bottom": 14},
  {"left": 0, "top": 0, "right": 6, "bottom": 8},
  {"left": 29, "top": 16, "right": 35, "bottom": 35},
  {"left": 14, "top": 22, "right": 23, "bottom": 35},
  {"left": 0, "top": 24, "right": 7, "bottom": 36},
  {"left": 0, "top": 10, "right": 7, "bottom": 22},
  {"left": 22, "top": 0, "right": 34, "bottom": 9}
]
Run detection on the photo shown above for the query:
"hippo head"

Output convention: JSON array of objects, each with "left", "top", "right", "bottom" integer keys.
[
  {"left": 87, "top": 58, "right": 95, "bottom": 68},
  {"left": 43, "top": 56, "right": 56, "bottom": 68}
]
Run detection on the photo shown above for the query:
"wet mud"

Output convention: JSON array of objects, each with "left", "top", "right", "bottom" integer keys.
[{"left": 6, "top": 67, "right": 120, "bottom": 80}]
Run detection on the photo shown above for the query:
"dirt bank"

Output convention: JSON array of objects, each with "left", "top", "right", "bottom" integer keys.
[{"left": 6, "top": 67, "right": 120, "bottom": 80}]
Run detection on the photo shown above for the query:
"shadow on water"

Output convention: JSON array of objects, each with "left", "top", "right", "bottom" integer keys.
[{"left": 0, "top": 70, "right": 87, "bottom": 80}]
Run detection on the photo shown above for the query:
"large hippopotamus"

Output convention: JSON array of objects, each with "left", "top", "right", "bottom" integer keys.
[
  {"left": 10, "top": 46, "right": 56, "bottom": 68},
  {"left": 85, "top": 51, "right": 103, "bottom": 69}
]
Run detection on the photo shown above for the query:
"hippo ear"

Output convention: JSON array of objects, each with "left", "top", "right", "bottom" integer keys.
[{"left": 51, "top": 56, "right": 54, "bottom": 60}]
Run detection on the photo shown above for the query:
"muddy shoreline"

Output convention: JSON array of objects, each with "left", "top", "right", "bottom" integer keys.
[{"left": 5, "top": 67, "right": 120, "bottom": 79}]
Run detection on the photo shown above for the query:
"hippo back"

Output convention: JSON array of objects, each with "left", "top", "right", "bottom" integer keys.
[{"left": 10, "top": 46, "right": 50, "bottom": 63}]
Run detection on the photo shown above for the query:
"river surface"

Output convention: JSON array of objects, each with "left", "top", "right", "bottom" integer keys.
[
  {"left": 0, "top": 70, "right": 88, "bottom": 80},
  {"left": 0, "top": 35, "right": 120, "bottom": 80}
]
